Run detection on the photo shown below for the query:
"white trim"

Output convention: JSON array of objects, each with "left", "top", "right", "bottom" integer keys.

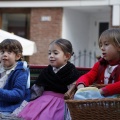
[
  {"left": 0, "top": 1, "right": 81, "bottom": 8},
  {"left": 79, "top": 0, "right": 109, "bottom": 6},
  {"left": 112, "top": 5, "right": 120, "bottom": 26},
  {"left": 110, "top": 0, "right": 120, "bottom": 5},
  {"left": 0, "top": 1, "right": 110, "bottom": 8}
]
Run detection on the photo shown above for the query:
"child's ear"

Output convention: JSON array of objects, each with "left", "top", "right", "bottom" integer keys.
[
  {"left": 65, "top": 53, "right": 71, "bottom": 60},
  {"left": 15, "top": 53, "right": 22, "bottom": 61}
]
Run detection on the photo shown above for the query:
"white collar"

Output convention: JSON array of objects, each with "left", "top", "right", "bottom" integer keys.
[
  {"left": 53, "top": 64, "right": 66, "bottom": 73},
  {"left": 6, "top": 64, "right": 17, "bottom": 75}
]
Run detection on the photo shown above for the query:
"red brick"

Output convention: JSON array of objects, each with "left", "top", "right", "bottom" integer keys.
[{"left": 29, "top": 8, "right": 63, "bottom": 65}]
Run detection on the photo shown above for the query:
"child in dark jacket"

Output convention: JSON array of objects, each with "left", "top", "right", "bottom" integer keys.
[{"left": 18, "top": 38, "right": 80, "bottom": 120}]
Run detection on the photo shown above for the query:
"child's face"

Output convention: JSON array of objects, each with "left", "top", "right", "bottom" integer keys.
[
  {"left": 99, "top": 38, "right": 120, "bottom": 61},
  {"left": 0, "top": 50, "right": 21, "bottom": 68},
  {"left": 48, "top": 44, "right": 69, "bottom": 68}
]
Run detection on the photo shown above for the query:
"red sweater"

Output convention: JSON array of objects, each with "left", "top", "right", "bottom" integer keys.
[{"left": 76, "top": 61, "right": 120, "bottom": 96}]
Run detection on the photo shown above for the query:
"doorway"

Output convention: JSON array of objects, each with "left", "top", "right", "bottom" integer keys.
[{"left": 99, "top": 22, "right": 109, "bottom": 37}]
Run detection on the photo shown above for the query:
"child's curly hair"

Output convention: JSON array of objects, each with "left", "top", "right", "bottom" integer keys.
[{"left": 0, "top": 39, "right": 23, "bottom": 61}]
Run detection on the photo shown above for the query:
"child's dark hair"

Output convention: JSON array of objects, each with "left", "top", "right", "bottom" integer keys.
[
  {"left": 49, "top": 38, "right": 74, "bottom": 56},
  {"left": 0, "top": 39, "right": 23, "bottom": 61}
]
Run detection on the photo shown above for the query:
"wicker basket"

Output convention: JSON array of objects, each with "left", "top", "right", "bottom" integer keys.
[{"left": 64, "top": 84, "right": 120, "bottom": 120}]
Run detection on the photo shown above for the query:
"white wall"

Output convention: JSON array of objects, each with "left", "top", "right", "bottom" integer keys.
[
  {"left": 88, "top": 11, "right": 111, "bottom": 59},
  {"left": 62, "top": 8, "right": 90, "bottom": 67},
  {"left": 62, "top": 7, "right": 110, "bottom": 67}
]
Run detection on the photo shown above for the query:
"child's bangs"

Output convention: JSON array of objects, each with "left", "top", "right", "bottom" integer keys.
[
  {"left": 0, "top": 43, "right": 18, "bottom": 53},
  {"left": 98, "top": 32, "right": 114, "bottom": 47},
  {"left": 1, "top": 45, "right": 12, "bottom": 52}
]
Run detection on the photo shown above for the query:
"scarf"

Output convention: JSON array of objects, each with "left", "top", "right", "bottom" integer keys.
[
  {"left": 96, "top": 58, "right": 120, "bottom": 84},
  {"left": 35, "top": 62, "right": 80, "bottom": 93}
]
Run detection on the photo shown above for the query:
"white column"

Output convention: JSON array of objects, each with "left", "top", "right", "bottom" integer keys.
[{"left": 112, "top": 5, "right": 120, "bottom": 26}]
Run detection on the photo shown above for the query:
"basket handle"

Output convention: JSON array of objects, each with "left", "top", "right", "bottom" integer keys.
[
  {"left": 64, "top": 83, "right": 106, "bottom": 100},
  {"left": 64, "top": 82, "right": 77, "bottom": 100}
]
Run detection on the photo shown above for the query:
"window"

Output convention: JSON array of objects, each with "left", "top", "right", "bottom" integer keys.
[{"left": 99, "top": 22, "right": 109, "bottom": 37}]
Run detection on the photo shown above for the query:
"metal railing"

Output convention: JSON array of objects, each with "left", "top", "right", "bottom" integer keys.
[{"left": 71, "top": 49, "right": 99, "bottom": 67}]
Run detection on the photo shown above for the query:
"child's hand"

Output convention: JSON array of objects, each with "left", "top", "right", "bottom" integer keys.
[
  {"left": 77, "top": 84, "right": 85, "bottom": 89},
  {"left": 99, "top": 88, "right": 104, "bottom": 95}
]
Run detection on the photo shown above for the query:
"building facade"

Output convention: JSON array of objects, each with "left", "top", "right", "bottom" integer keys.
[{"left": 0, "top": 0, "right": 119, "bottom": 67}]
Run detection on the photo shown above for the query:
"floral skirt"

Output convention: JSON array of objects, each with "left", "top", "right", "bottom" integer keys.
[{"left": 18, "top": 91, "right": 65, "bottom": 120}]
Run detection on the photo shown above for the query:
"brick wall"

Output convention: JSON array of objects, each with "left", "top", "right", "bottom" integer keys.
[{"left": 29, "top": 8, "right": 63, "bottom": 65}]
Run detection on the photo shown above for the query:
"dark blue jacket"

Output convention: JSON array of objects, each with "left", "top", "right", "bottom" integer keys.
[{"left": 0, "top": 61, "right": 30, "bottom": 112}]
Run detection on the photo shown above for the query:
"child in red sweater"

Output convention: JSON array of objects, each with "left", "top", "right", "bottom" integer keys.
[{"left": 76, "top": 28, "right": 120, "bottom": 96}]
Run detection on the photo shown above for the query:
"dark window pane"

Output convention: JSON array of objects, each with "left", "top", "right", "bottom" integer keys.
[{"left": 99, "top": 22, "right": 109, "bottom": 37}]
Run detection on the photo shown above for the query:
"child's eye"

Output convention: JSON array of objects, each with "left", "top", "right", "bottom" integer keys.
[
  {"left": 105, "top": 43, "right": 109, "bottom": 46},
  {"left": 54, "top": 52, "right": 58, "bottom": 55},
  {"left": 48, "top": 52, "right": 51, "bottom": 55},
  {"left": 99, "top": 44, "right": 102, "bottom": 47},
  {"left": 8, "top": 51, "right": 11, "bottom": 54}
]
